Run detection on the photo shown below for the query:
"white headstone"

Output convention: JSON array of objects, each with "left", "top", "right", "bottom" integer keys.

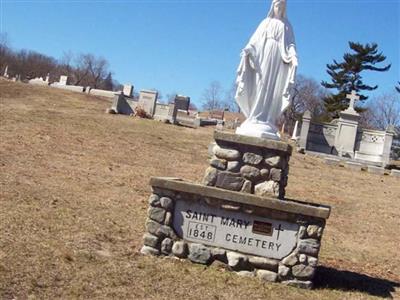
[
  {"left": 123, "top": 84, "right": 133, "bottom": 97},
  {"left": 138, "top": 90, "right": 158, "bottom": 116},
  {"left": 291, "top": 120, "right": 299, "bottom": 140},
  {"left": 59, "top": 76, "right": 68, "bottom": 85},
  {"left": 3, "top": 65, "right": 8, "bottom": 78}
]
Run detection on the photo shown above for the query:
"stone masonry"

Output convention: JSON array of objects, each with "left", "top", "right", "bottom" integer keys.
[
  {"left": 141, "top": 178, "right": 330, "bottom": 289},
  {"left": 203, "top": 131, "right": 292, "bottom": 199},
  {"left": 141, "top": 130, "right": 331, "bottom": 289}
]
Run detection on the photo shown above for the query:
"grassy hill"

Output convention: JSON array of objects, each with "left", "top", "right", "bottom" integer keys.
[{"left": 0, "top": 79, "right": 399, "bottom": 299}]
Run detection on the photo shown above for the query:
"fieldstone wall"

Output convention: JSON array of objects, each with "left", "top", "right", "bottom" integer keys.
[
  {"left": 141, "top": 179, "right": 329, "bottom": 289},
  {"left": 203, "top": 132, "right": 292, "bottom": 199}
]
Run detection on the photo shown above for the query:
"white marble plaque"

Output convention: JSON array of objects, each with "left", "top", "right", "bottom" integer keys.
[{"left": 173, "top": 200, "right": 299, "bottom": 259}]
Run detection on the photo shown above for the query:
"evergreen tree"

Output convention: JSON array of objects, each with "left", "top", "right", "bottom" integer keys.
[
  {"left": 321, "top": 42, "right": 391, "bottom": 118},
  {"left": 102, "top": 72, "right": 113, "bottom": 91}
]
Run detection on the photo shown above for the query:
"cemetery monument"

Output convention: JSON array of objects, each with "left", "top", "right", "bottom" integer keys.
[
  {"left": 235, "top": 0, "right": 298, "bottom": 140},
  {"left": 141, "top": 0, "right": 331, "bottom": 289}
]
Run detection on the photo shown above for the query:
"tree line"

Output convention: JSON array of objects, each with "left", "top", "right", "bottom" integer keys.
[{"left": 0, "top": 34, "right": 121, "bottom": 91}]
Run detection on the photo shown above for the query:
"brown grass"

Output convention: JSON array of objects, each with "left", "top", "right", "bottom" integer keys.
[{"left": 0, "top": 79, "right": 399, "bottom": 299}]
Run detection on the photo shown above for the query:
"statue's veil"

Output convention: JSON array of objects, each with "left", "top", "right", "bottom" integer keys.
[{"left": 267, "top": 0, "right": 287, "bottom": 19}]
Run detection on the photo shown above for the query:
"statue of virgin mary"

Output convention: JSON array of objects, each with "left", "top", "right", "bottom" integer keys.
[{"left": 235, "top": 0, "right": 298, "bottom": 140}]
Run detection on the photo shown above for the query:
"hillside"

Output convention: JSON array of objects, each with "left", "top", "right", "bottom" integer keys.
[{"left": 0, "top": 79, "right": 399, "bottom": 299}]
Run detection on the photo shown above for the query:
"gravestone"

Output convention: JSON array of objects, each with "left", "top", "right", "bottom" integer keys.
[
  {"left": 110, "top": 94, "right": 133, "bottom": 115},
  {"left": 123, "top": 84, "right": 133, "bottom": 97},
  {"left": 141, "top": 131, "right": 331, "bottom": 289},
  {"left": 59, "top": 75, "right": 68, "bottom": 85},
  {"left": 174, "top": 95, "right": 190, "bottom": 111},
  {"left": 138, "top": 90, "right": 158, "bottom": 117},
  {"left": 334, "top": 91, "right": 360, "bottom": 158},
  {"left": 3, "top": 65, "right": 8, "bottom": 78}
]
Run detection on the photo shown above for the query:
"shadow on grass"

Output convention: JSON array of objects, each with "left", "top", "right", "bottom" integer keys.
[{"left": 314, "top": 266, "right": 400, "bottom": 298}]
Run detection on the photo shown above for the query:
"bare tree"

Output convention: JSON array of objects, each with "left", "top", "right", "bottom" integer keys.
[
  {"left": 72, "top": 53, "right": 109, "bottom": 88},
  {"left": 367, "top": 92, "right": 400, "bottom": 130},
  {"left": 224, "top": 81, "right": 240, "bottom": 112},
  {"left": 280, "top": 75, "right": 326, "bottom": 133},
  {"left": 202, "top": 81, "right": 224, "bottom": 111}
]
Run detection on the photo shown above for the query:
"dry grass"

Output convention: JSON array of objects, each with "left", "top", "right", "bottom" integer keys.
[{"left": 0, "top": 79, "right": 399, "bottom": 299}]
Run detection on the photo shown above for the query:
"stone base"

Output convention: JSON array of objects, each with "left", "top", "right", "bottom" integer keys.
[
  {"left": 367, "top": 165, "right": 385, "bottom": 175},
  {"left": 391, "top": 169, "right": 400, "bottom": 177},
  {"left": 344, "top": 161, "right": 363, "bottom": 171},
  {"left": 141, "top": 177, "right": 331, "bottom": 289},
  {"left": 203, "top": 131, "right": 292, "bottom": 199}
]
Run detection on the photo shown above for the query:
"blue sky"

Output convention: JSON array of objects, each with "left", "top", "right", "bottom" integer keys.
[{"left": 1, "top": 0, "right": 399, "bottom": 107}]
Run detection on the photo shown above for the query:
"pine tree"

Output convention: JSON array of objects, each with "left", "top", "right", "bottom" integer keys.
[
  {"left": 321, "top": 42, "right": 391, "bottom": 118},
  {"left": 102, "top": 72, "right": 113, "bottom": 91}
]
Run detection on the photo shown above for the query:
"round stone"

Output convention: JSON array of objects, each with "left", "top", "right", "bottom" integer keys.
[
  {"left": 254, "top": 181, "right": 279, "bottom": 197},
  {"left": 227, "top": 161, "right": 241, "bottom": 172},
  {"left": 143, "top": 233, "right": 160, "bottom": 248},
  {"left": 243, "top": 152, "right": 263, "bottom": 165},
  {"left": 306, "top": 225, "right": 321, "bottom": 238},
  {"left": 214, "top": 146, "right": 241, "bottom": 161},
  {"left": 227, "top": 252, "right": 248, "bottom": 270},
  {"left": 172, "top": 241, "right": 188, "bottom": 258},
  {"left": 256, "top": 270, "right": 278, "bottom": 282},
  {"left": 148, "top": 194, "right": 160, "bottom": 207},
  {"left": 299, "top": 254, "right": 307, "bottom": 264},
  {"left": 210, "top": 158, "right": 227, "bottom": 170},
  {"left": 240, "top": 165, "right": 261, "bottom": 181},
  {"left": 265, "top": 155, "right": 281, "bottom": 168},
  {"left": 278, "top": 265, "right": 290, "bottom": 278},
  {"left": 161, "top": 238, "right": 173, "bottom": 254},
  {"left": 140, "top": 245, "right": 160, "bottom": 256},
  {"left": 292, "top": 264, "right": 315, "bottom": 280},
  {"left": 160, "top": 197, "right": 174, "bottom": 211},
  {"left": 202, "top": 167, "right": 218, "bottom": 186},
  {"left": 282, "top": 252, "right": 298, "bottom": 266},
  {"left": 188, "top": 244, "right": 211, "bottom": 264}
]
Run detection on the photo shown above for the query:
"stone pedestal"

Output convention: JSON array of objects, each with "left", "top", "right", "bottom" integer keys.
[
  {"left": 203, "top": 131, "right": 292, "bottom": 199},
  {"left": 141, "top": 131, "right": 331, "bottom": 289},
  {"left": 142, "top": 178, "right": 330, "bottom": 289}
]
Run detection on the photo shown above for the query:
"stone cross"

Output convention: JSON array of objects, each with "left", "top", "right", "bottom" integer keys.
[{"left": 346, "top": 90, "right": 360, "bottom": 110}]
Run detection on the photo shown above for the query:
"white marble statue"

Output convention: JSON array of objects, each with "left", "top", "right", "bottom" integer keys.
[{"left": 235, "top": 0, "right": 298, "bottom": 140}]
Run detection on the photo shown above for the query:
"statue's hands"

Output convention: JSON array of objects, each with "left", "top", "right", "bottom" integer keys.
[{"left": 292, "top": 56, "right": 298, "bottom": 67}]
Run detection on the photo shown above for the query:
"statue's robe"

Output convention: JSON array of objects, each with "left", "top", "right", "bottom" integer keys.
[{"left": 235, "top": 17, "right": 297, "bottom": 130}]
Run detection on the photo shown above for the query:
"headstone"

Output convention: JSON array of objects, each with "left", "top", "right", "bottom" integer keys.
[
  {"left": 3, "top": 65, "right": 8, "bottom": 78},
  {"left": 59, "top": 75, "right": 68, "bottom": 85},
  {"left": 174, "top": 95, "right": 190, "bottom": 111},
  {"left": 291, "top": 120, "right": 299, "bottom": 140},
  {"left": 298, "top": 111, "right": 311, "bottom": 150},
  {"left": 138, "top": 90, "right": 158, "bottom": 117},
  {"left": 334, "top": 91, "right": 360, "bottom": 158},
  {"left": 123, "top": 84, "right": 133, "bottom": 97},
  {"left": 90, "top": 89, "right": 120, "bottom": 98},
  {"left": 110, "top": 94, "right": 133, "bottom": 115}
]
